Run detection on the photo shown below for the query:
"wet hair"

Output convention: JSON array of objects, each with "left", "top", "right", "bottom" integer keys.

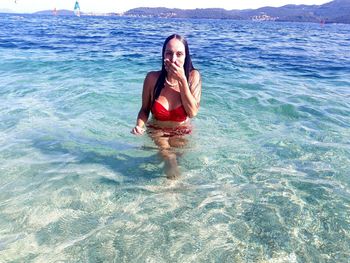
[{"left": 153, "top": 34, "right": 194, "bottom": 104}]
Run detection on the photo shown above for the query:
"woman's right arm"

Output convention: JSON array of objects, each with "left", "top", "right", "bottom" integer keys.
[{"left": 131, "top": 72, "right": 156, "bottom": 135}]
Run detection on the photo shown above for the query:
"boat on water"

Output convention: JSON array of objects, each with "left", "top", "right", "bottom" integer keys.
[{"left": 74, "top": 1, "right": 81, "bottom": 16}]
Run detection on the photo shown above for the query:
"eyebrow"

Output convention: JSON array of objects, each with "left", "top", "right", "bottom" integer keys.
[{"left": 165, "top": 49, "right": 184, "bottom": 53}]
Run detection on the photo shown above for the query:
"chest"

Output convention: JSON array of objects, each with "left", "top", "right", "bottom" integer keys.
[{"left": 156, "top": 86, "right": 182, "bottom": 110}]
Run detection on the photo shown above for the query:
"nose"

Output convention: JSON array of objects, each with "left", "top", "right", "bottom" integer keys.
[{"left": 170, "top": 53, "right": 176, "bottom": 62}]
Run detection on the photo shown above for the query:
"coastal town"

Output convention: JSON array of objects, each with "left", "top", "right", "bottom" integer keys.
[{"left": 18, "top": 0, "right": 348, "bottom": 24}]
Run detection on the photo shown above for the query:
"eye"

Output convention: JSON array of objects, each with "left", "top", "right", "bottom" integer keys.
[
  {"left": 177, "top": 52, "right": 184, "bottom": 56},
  {"left": 165, "top": 51, "right": 173, "bottom": 56}
]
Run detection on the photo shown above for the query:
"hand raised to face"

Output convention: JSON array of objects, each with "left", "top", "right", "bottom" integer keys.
[{"left": 164, "top": 59, "right": 185, "bottom": 81}]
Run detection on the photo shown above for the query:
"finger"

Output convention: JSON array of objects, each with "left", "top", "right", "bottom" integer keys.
[
  {"left": 131, "top": 127, "right": 142, "bottom": 135},
  {"left": 165, "top": 62, "right": 173, "bottom": 71},
  {"left": 164, "top": 59, "right": 171, "bottom": 67},
  {"left": 133, "top": 128, "right": 139, "bottom": 134},
  {"left": 168, "top": 63, "right": 177, "bottom": 72},
  {"left": 136, "top": 126, "right": 145, "bottom": 134},
  {"left": 165, "top": 60, "right": 175, "bottom": 68},
  {"left": 132, "top": 130, "right": 141, "bottom": 136}
]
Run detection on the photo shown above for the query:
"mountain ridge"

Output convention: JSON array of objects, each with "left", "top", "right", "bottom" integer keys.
[
  {"left": 3, "top": 0, "right": 349, "bottom": 24},
  {"left": 124, "top": 0, "right": 350, "bottom": 23}
]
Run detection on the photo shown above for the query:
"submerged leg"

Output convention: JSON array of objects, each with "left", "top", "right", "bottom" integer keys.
[
  {"left": 169, "top": 136, "right": 187, "bottom": 148},
  {"left": 151, "top": 133, "right": 180, "bottom": 179},
  {"left": 163, "top": 151, "right": 180, "bottom": 180}
]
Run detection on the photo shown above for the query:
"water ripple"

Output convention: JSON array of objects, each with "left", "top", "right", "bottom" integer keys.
[{"left": 1, "top": 14, "right": 350, "bottom": 262}]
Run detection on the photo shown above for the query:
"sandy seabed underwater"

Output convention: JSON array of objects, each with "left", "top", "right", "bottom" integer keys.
[{"left": 0, "top": 14, "right": 350, "bottom": 262}]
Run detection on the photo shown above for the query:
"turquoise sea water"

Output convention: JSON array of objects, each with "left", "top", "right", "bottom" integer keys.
[{"left": 1, "top": 14, "right": 350, "bottom": 262}]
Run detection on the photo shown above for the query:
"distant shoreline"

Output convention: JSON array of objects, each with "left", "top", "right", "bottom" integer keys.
[{"left": 2, "top": 0, "right": 350, "bottom": 24}]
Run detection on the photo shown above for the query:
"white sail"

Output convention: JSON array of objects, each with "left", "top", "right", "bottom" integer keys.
[{"left": 74, "top": 1, "right": 80, "bottom": 16}]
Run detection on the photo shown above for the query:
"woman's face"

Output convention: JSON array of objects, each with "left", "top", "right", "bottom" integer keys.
[{"left": 164, "top": 38, "right": 186, "bottom": 67}]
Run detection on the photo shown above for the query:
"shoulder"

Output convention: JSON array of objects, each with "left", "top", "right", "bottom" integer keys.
[
  {"left": 190, "top": 69, "right": 201, "bottom": 81},
  {"left": 189, "top": 69, "right": 201, "bottom": 86},
  {"left": 143, "top": 71, "right": 161, "bottom": 92},
  {"left": 143, "top": 71, "right": 161, "bottom": 99},
  {"left": 145, "top": 71, "right": 161, "bottom": 83}
]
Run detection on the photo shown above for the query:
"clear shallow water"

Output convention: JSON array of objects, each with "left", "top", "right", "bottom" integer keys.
[{"left": 1, "top": 14, "right": 350, "bottom": 262}]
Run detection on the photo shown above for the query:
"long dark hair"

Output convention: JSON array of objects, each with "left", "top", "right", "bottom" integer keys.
[{"left": 153, "top": 34, "right": 194, "bottom": 103}]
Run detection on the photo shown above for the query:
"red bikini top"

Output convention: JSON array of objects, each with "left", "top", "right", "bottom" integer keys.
[{"left": 151, "top": 100, "right": 188, "bottom": 122}]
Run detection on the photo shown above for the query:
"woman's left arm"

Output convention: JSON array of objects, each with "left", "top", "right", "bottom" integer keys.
[
  {"left": 165, "top": 59, "right": 202, "bottom": 118},
  {"left": 178, "top": 70, "right": 202, "bottom": 118}
]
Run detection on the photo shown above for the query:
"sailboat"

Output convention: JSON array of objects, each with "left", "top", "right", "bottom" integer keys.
[{"left": 74, "top": 1, "right": 81, "bottom": 17}]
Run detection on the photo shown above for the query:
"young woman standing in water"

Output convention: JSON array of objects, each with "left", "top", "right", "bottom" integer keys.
[{"left": 131, "top": 34, "right": 201, "bottom": 179}]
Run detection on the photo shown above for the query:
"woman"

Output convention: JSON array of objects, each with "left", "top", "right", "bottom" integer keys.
[{"left": 131, "top": 34, "right": 202, "bottom": 179}]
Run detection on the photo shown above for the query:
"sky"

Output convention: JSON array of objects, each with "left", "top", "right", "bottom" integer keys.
[{"left": 0, "top": 0, "right": 332, "bottom": 14}]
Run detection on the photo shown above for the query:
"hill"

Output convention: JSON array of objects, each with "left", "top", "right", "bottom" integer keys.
[
  {"left": 124, "top": 0, "right": 350, "bottom": 24},
  {"left": 18, "top": 0, "right": 350, "bottom": 24},
  {"left": 34, "top": 9, "right": 74, "bottom": 16}
]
